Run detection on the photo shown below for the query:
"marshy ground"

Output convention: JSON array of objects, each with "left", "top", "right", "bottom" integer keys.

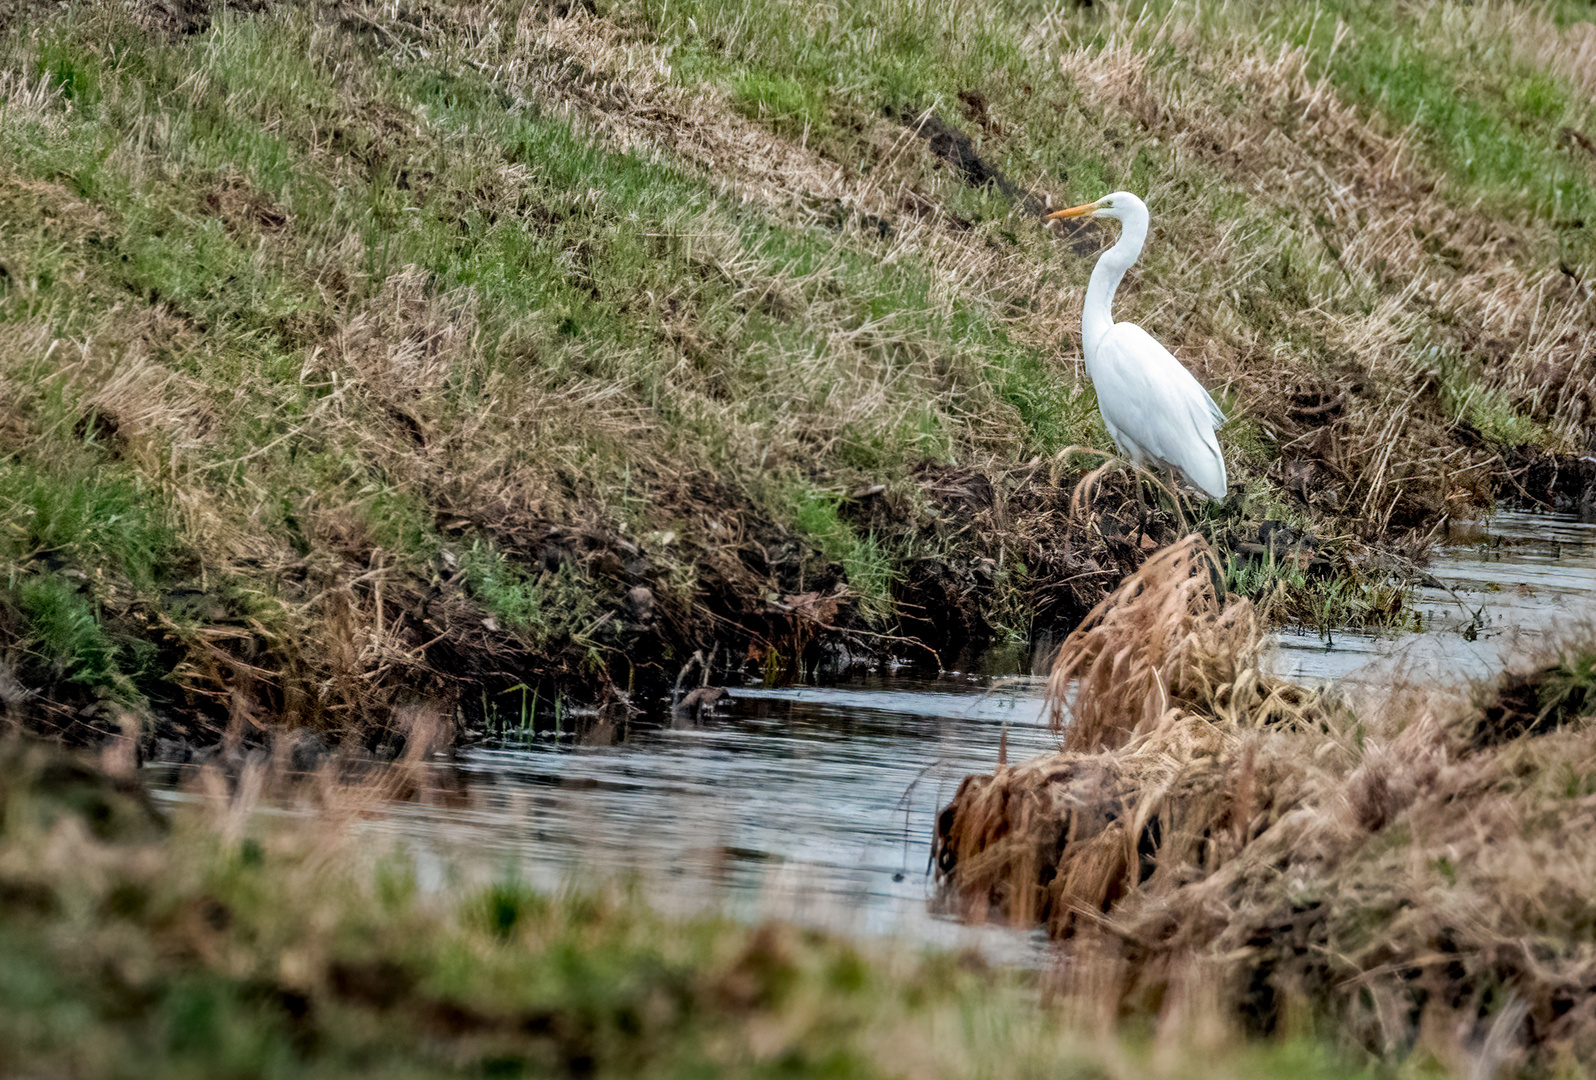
[{"left": 2, "top": 0, "right": 1595, "bottom": 1075}]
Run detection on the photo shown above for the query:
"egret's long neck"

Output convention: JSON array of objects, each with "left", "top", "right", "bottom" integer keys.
[{"left": 1082, "top": 209, "right": 1147, "bottom": 361}]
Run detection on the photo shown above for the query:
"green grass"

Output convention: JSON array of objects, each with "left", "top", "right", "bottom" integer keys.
[
  {"left": 1173, "top": 0, "right": 1596, "bottom": 267},
  {"left": 732, "top": 68, "right": 833, "bottom": 138},
  {"left": 460, "top": 540, "right": 550, "bottom": 633},
  {"left": 788, "top": 483, "right": 899, "bottom": 625},
  {"left": 1426, "top": 345, "right": 1550, "bottom": 448},
  {"left": 0, "top": 454, "right": 179, "bottom": 691},
  {"left": 458, "top": 539, "right": 607, "bottom": 664},
  {"left": 647, "top": 0, "right": 1021, "bottom": 111},
  {"left": 0, "top": 465, "right": 173, "bottom": 588},
  {"left": 1324, "top": 19, "right": 1594, "bottom": 241},
  {"left": 14, "top": 574, "right": 115, "bottom": 683}
]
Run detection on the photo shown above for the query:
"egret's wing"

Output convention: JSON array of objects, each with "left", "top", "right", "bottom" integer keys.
[
  {"left": 1092, "top": 323, "right": 1222, "bottom": 439},
  {"left": 1091, "top": 323, "right": 1227, "bottom": 498}
]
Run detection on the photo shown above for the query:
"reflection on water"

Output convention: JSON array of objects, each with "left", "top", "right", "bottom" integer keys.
[
  {"left": 148, "top": 510, "right": 1596, "bottom": 961},
  {"left": 1271, "top": 510, "right": 1596, "bottom": 685}
]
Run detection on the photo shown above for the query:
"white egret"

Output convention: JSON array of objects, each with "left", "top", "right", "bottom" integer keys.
[{"left": 1046, "top": 191, "right": 1227, "bottom": 502}]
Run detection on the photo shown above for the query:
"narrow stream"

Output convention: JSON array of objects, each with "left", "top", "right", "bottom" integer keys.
[
  {"left": 364, "top": 677, "right": 1058, "bottom": 964},
  {"left": 150, "top": 511, "right": 1596, "bottom": 962},
  {"left": 1273, "top": 510, "right": 1596, "bottom": 683}
]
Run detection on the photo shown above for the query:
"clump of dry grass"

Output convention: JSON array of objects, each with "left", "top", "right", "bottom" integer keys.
[
  {"left": 937, "top": 553, "right": 1596, "bottom": 1069},
  {"left": 936, "top": 534, "right": 1330, "bottom": 933},
  {"left": 1092, "top": 673, "right": 1596, "bottom": 1072},
  {"left": 1045, "top": 535, "right": 1262, "bottom": 751}
]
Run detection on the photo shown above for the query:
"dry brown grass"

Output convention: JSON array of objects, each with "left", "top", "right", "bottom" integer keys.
[
  {"left": 935, "top": 534, "right": 1331, "bottom": 932},
  {"left": 1044, "top": 535, "right": 1262, "bottom": 752},
  {"left": 937, "top": 548, "right": 1596, "bottom": 1069}
]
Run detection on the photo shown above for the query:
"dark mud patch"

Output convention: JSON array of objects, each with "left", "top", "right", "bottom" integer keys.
[
  {"left": 200, "top": 172, "right": 291, "bottom": 238},
  {"left": 136, "top": 0, "right": 269, "bottom": 38},
  {"left": 1501, "top": 446, "right": 1596, "bottom": 521},
  {"left": 891, "top": 106, "right": 1046, "bottom": 215}
]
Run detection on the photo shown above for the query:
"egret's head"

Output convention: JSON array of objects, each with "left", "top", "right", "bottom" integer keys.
[{"left": 1045, "top": 190, "right": 1146, "bottom": 224}]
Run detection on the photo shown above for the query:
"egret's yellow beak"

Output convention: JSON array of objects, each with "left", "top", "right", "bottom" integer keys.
[{"left": 1045, "top": 202, "right": 1098, "bottom": 220}]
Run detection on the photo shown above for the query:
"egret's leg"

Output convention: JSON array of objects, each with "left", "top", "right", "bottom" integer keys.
[
  {"left": 1163, "top": 471, "right": 1188, "bottom": 532},
  {"left": 1131, "top": 468, "right": 1149, "bottom": 536}
]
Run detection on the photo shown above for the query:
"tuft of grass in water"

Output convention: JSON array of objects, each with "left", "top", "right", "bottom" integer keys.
[
  {"left": 1539, "top": 649, "right": 1596, "bottom": 725},
  {"left": 1205, "top": 485, "right": 1416, "bottom": 632},
  {"left": 1222, "top": 549, "right": 1411, "bottom": 633}
]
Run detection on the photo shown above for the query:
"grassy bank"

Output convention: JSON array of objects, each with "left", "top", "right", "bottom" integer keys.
[
  {"left": 0, "top": 0, "right": 1591, "bottom": 741},
  {"left": 0, "top": 732, "right": 1375, "bottom": 1079}
]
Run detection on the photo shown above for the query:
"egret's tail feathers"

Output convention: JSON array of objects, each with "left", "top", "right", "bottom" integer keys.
[
  {"left": 1184, "top": 446, "right": 1227, "bottom": 502},
  {"left": 1203, "top": 390, "right": 1226, "bottom": 427}
]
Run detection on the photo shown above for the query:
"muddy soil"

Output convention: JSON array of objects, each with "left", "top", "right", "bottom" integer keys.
[{"left": 11, "top": 437, "right": 1591, "bottom": 763}]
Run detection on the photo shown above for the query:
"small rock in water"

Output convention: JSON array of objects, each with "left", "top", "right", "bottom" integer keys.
[{"left": 674, "top": 685, "right": 728, "bottom": 722}]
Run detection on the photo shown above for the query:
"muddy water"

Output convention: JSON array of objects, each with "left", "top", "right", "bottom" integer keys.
[{"left": 149, "top": 511, "right": 1596, "bottom": 961}]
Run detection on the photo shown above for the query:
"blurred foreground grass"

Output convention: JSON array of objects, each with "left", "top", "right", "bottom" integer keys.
[{"left": 0, "top": 736, "right": 1373, "bottom": 1080}]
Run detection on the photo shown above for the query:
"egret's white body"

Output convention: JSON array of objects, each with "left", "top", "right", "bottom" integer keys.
[{"left": 1049, "top": 192, "right": 1227, "bottom": 501}]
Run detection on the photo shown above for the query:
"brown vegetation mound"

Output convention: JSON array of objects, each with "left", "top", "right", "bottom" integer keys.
[
  {"left": 935, "top": 535, "right": 1327, "bottom": 931},
  {"left": 936, "top": 543, "right": 1596, "bottom": 1070}
]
